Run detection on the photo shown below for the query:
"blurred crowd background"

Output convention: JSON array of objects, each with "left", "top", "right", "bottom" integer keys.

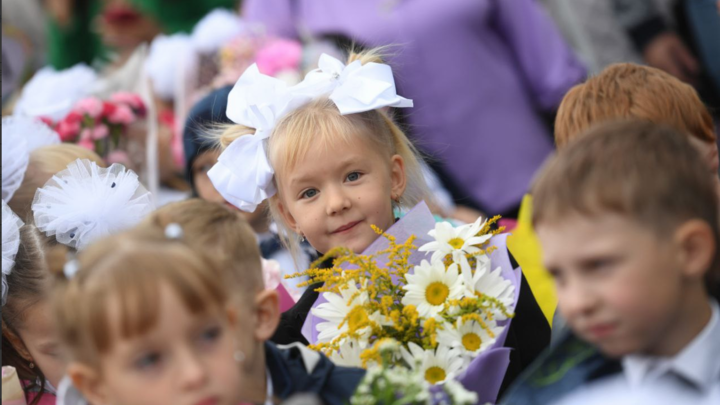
[{"left": 2, "top": 0, "right": 719, "bottom": 217}]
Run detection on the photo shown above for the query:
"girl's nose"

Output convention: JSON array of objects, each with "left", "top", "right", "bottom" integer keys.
[
  {"left": 325, "top": 186, "right": 351, "bottom": 215},
  {"left": 177, "top": 348, "right": 209, "bottom": 391}
]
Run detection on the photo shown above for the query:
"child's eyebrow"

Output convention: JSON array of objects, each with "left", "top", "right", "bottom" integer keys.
[{"left": 287, "top": 156, "right": 365, "bottom": 186}]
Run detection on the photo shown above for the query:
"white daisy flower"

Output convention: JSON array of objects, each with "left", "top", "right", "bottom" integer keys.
[
  {"left": 437, "top": 318, "right": 503, "bottom": 357},
  {"left": 328, "top": 339, "right": 366, "bottom": 368},
  {"left": 312, "top": 280, "right": 385, "bottom": 343},
  {"left": 402, "top": 260, "right": 464, "bottom": 318},
  {"left": 418, "top": 217, "right": 492, "bottom": 269},
  {"left": 400, "top": 342, "right": 464, "bottom": 385},
  {"left": 460, "top": 255, "right": 515, "bottom": 319}
]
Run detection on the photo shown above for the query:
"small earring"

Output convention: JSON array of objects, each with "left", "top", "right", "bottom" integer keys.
[
  {"left": 29, "top": 362, "right": 35, "bottom": 369},
  {"left": 300, "top": 233, "right": 306, "bottom": 243},
  {"left": 234, "top": 350, "right": 246, "bottom": 363}
]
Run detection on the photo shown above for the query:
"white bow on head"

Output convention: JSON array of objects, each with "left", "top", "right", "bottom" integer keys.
[
  {"left": 32, "top": 159, "right": 154, "bottom": 250},
  {"left": 2, "top": 200, "right": 23, "bottom": 306},
  {"left": 209, "top": 54, "right": 413, "bottom": 212},
  {"left": 208, "top": 64, "right": 311, "bottom": 212}
]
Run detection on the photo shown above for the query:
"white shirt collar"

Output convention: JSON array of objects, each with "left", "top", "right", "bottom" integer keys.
[{"left": 623, "top": 300, "right": 720, "bottom": 392}]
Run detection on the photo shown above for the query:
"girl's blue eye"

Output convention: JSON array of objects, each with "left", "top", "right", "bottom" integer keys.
[
  {"left": 199, "top": 325, "right": 222, "bottom": 344},
  {"left": 346, "top": 172, "right": 361, "bottom": 182},
  {"left": 134, "top": 352, "right": 162, "bottom": 371},
  {"left": 302, "top": 189, "right": 318, "bottom": 199}
]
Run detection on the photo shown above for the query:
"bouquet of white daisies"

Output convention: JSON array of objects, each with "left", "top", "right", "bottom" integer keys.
[{"left": 292, "top": 203, "right": 519, "bottom": 402}]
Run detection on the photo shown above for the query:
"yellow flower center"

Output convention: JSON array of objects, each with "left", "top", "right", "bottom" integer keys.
[
  {"left": 425, "top": 366, "right": 447, "bottom": 385},
  {"left": 462, "top": 332, "right": 482, "bottom": 352},
  {"left": 448, "top": 237, "right": 465, "bottom": 250},
  {"left": 347, "top": 306, "right": 370, "bottom": 332},
  {"left": 425, "top": 282, "right": 450, "bottom": 306}
]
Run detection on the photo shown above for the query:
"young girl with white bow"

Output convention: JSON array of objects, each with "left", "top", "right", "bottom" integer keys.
[
  {"left": 208, "top": 49, "right": 431, "bottom": 343},
  {"left": 210, "top": 50, "right": 553, "bottom": 395},
  {"left": 0, "top": 158, "right": 154, "bottom": 405}
]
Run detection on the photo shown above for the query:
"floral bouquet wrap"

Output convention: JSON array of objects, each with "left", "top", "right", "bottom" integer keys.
[{"left": 295, "top": 202, "right": 522, "bottom": 404}]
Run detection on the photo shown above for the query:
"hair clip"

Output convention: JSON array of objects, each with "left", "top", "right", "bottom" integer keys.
[
  {"left": 63, "top": 259, "right": 80, "bottom": 280},
  {"left": 164, "top": 223, "right": 184, "bottom": 240}
]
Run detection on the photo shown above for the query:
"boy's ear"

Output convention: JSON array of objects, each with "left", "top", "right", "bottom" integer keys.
[
  {"left": 3, "top": 329, "right": 33, "bottom": 361},
  {"left": 674, "top": 219, "right": 716, "bottom": 279},
  {"left": 276, "top": 200, "right": 299, "bottom": 233},
  {"left": 68, "top": 362, "right": 108, "bottom": 405},
  {"left": 253, "top": 289, "right": 280, "bottom": 342},
  {"left": 390, "top": 154, "right": 407, "bottom": 201}
]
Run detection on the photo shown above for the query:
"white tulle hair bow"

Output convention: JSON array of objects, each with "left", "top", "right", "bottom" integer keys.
[
  {"left": 1, "top": 116, "right": 61, "bottom": 202},
  {"left": 32, "top": 159, "right": 155, "bottom": 250},
  {"left": 208, "top": 53, "right": 413, "bottom": 212},
  {"left": 2, "top": 200, "right": 24, "bottom": 306}
]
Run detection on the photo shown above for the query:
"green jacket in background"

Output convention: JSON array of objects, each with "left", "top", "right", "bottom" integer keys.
[{"left": 47, "top": 0, "right": 239, "bottom": 70}]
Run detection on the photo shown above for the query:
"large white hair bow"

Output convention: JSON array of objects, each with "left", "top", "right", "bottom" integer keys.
[
  {"left": 32, "top": 159, "right": 154, "bottom": 250},
  {"left": 208, "top": 65, "right": 311, "bottom": 212},
  {"left": 209, "top": 54, "right": 412, "bottom": 212},
  {"left": 2, "top": 200, "right": 23, "bottom": 306}
]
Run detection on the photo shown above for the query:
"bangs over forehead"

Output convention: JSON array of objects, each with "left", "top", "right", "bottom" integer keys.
[
  {"left": 268, "top": 98, "right": 394, "bottom": 182},
  {"left": 58, "top": 235, "right": 227, "bottom": 365}
]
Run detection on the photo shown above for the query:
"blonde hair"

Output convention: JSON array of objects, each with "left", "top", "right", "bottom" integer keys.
[
  {"left": 216, "top": 49, "right": 431, "bottom": 260},
  {"left": 142, "top": 199, "right": 263, "bottom": 303},
  {"left": 9, "top": 144, "right": 105, "bottom": 222},
  {"left": 52, "top": 227, "right": 228, "bottom": 369},
  {"left": 555, "top": 63, "right": 716, "bottom": 150}
]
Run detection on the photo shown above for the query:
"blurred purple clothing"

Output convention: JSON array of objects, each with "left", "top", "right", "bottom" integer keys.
[{"left": 244, "top": 0, "right": 586, "bottom": 213}]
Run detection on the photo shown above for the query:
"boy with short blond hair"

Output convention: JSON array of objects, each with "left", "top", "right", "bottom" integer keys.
[{"left": 501, "top": 120, "right": 720, "bottom": 404}]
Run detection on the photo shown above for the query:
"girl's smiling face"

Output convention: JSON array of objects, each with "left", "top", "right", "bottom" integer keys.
[{"left": 277, "top": 135, "right": 406, "bottom": 254}]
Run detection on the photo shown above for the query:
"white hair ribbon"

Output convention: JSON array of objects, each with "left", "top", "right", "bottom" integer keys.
[
  {"left": 210, "top": 54, "right": 412, "bottom": 212},
  {"left": 2, "top": 200, "right": 24, "bottom": 306},
  {"left": 294, "top": 54, "right": 413, "bottom": 114},
  {"left": 208, "top": 64, "right": 311, "bottom": 212},
  {"left": 31, "top": 159, "right": 154, "bottom": 250}
]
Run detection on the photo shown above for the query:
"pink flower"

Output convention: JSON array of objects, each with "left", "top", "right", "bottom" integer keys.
[
  {"left": 77, "top": 137, "right": 95, "bottom": 150},
  {"left": 106, "top": 104, "right": 135, "bottom": 125},
  {"left": 56, "top": 119, "right": 81, "bottom": 142},
  {"left": 255, "top": 38, "right": 302, "bottom": 77},
  {"left": 73, "top": 97, "right": 104, "bottom": 118},
  {"left": 106, "top": 150, "right": 131, "bottom": 166},
  {"left": 79, "top": 128, "right": 92, "bottom": 141},
  {"left": 110, "top": 92, "right": 146, "bottom": 117},
  {"left": 91, "top": 124, "right": 109, "bottom": 140}
]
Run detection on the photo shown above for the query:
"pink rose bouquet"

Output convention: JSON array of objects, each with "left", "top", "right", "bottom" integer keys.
[{"left": 42, "top": 92, "right": 146, "bottom": 158}]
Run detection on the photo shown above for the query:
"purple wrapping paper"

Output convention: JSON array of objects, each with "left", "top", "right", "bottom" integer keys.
[
  {"left": 457, "top": 233, "right": 522, "bottom": 404},
  {"left": 302, "top": 202, "right": 522, "bottom": 404}
]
